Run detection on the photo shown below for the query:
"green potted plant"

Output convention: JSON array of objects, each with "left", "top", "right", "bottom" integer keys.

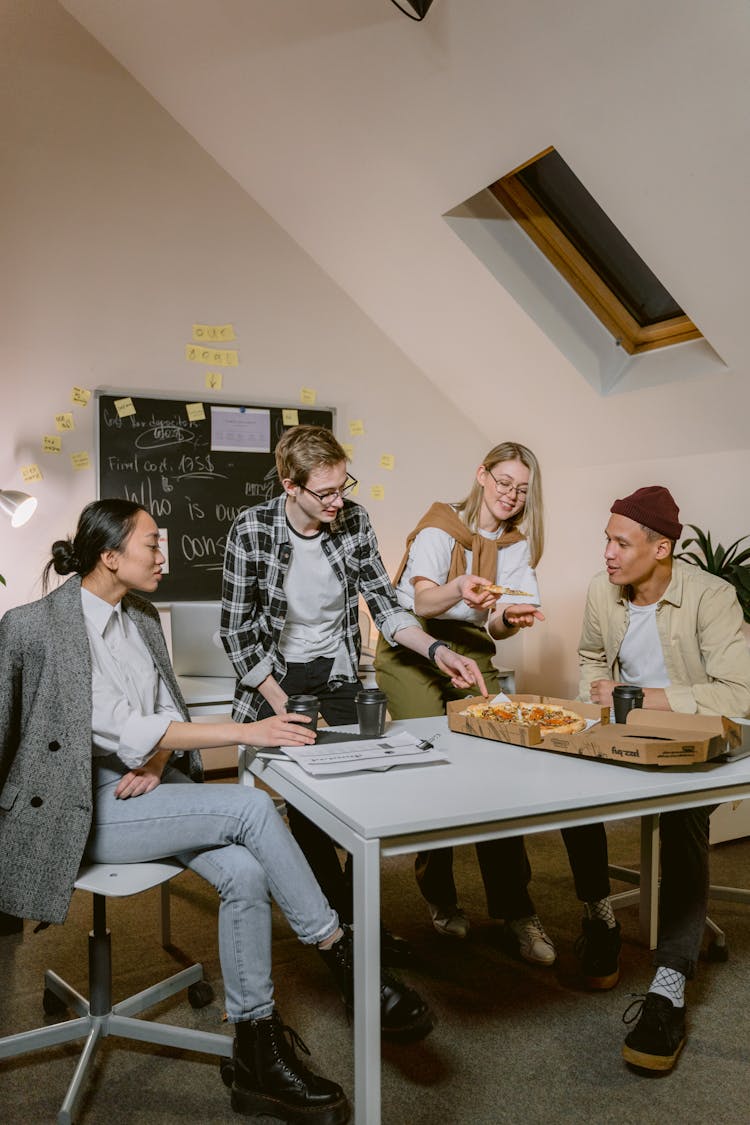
[{"left": 675, "top": 525, "right": 750, "bottom": 624}]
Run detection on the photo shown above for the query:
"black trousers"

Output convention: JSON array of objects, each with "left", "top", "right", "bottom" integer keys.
[{"left": 256, "top": 657, "right": 360, "bottom": 923}]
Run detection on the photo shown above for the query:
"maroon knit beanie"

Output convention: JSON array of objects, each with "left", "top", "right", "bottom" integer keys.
[{"left": 610, "top": 486, "right": 682, "bottom": 540}]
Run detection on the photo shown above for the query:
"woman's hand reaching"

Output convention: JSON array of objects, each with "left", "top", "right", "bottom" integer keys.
[{"left": 245, "top": 713, "right": 317, "bottom": 747}]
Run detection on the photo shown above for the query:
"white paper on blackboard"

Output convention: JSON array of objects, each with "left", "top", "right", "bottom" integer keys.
[{"left": 211, "top": 406, "right": 270, "bottom": 452}]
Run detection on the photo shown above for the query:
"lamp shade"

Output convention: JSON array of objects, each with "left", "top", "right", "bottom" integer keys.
[{"left": 0, "top": 490, "right": 38, "bottom": 528}]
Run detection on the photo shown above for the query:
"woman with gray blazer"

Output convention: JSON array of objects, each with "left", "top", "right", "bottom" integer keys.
[{"left": 0, "top": 500, "right": 378, "bottom": 1123}]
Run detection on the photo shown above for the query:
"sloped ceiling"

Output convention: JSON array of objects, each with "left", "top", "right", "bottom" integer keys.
[{"left": 61, "top": 0, "right": 750, "bottom": 465}]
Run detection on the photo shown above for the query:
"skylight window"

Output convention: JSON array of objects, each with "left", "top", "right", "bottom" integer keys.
[{"left": 489, "top": 147, "right": 702, "bottom": 355}]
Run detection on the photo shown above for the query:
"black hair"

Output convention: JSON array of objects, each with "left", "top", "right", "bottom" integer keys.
[{"left": 42, "top": 499, "right": 147, "bottom": 592}]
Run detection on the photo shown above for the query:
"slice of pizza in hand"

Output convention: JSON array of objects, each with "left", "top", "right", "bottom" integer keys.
[{"left": 472, "top": 582, "right": 533, "bottom": 598}]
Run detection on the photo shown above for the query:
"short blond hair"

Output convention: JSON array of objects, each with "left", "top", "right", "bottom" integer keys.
[{"left": 275, "top": 424, "right": 347, "bottom": 485}]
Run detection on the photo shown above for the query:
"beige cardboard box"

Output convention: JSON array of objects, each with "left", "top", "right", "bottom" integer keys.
[
  {"left": 539, "top": 710, "right": 740, "bottom": 767},
  {"left": 446, "top": 695, "right": 608, "bottom": 748},
  {"left": 447, "top": 696, "right": 741, "bottom": 767}
]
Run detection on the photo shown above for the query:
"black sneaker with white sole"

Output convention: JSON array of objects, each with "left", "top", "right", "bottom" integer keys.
[{"left": 622, "top": 992, "right": 686, "bottom": 1072}]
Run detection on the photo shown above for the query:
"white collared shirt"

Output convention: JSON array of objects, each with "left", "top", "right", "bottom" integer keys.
[{"left": 81, "top": 587, "right": 183, "bottom": 769}]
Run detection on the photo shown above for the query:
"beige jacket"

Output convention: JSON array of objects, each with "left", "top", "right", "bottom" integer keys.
[{"left": 578, "top": 559, "right": 750, "bottom": 717}]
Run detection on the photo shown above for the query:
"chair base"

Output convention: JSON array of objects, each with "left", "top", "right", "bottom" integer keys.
[
  {"left": 608, "top": 813, "right": 749, "bottom": 956},
  {"left": 0, "top": 894, "right": 232, "bottom": 1125}
]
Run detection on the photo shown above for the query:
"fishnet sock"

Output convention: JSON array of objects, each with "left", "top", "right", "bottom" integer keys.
[
  {"left": 650, "top": 966, "right": 686, "bottom": 1007},
  {"left": 584, "top": 897, "right": 617, "bottom": 929}
]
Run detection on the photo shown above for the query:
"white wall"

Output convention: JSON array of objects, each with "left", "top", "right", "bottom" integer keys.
[
  {"left": 3, "top": 0, "right": 748, "bottom": 707},
  {"left": 0, "top": 0, "right": 486, "bottom": 608}
]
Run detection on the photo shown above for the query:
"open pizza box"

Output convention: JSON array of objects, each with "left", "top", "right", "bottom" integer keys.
[
  {"left": 545, "top": 709, "right": 742, "bottom": 767},
  {"left": 446, "top": 694, "right": 609, "bottom": 748},
  {"left": 447, "top": 695, "right": 741, "bottom": 766}
]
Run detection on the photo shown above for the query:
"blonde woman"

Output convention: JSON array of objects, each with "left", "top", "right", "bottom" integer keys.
[{"left": 375, "top": 442, "right": 553, "bottom": 962}]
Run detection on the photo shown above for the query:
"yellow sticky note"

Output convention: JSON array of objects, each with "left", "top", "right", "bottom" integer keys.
[
  {"left": 349, "top": 419, "right": 365, "bottom": 436},
  {"left": 370, "top": 484, "right": 385, "bottom": 501},
  {"left": 186, "top": 402, "right": 206, "bottom": 422},
  {"left": 299, "top": 387, "right": 317, "bottom": 406},
  {"left": 70, "top": 451, "right": 92, "bottom": 471},
  {"left": 341, "top": 443, "right": 354, "bottom": 460},
  {"left": 192, "top": 323, "right": 236, "bottom": 342},
  {"left": 379, "top": 454, "right": 395, "bottom": 471},
  {"left": 71, "top": 386, "right": 91, "bottom": 407},
  {"left": 205, "top": 370, "right": 223, "bottom": 391},
  {"left": 55, "top": 412, "right": 74, "bottom": 432},
  {"left": 42, "top": 435, "right": 62, "bottom": 454},
  {"left": 282, "top": 408, "right": 300, "bottom": 426},
  {"left": 114, "top": 397, "right": 136, "bottom": 418},
  {"left": 21, "top": 464, "right": 43, "bottom": 483},
  {"left": 185, "top": 345, "right": 239, "bottom": 367}
]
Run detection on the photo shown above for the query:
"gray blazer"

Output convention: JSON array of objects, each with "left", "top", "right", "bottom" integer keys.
[{"left": 0, "top": 575, "right": 202, "bottom": 924}]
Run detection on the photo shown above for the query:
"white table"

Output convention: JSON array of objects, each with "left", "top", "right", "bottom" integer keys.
[
  {"left": 177, "top": 675, "right": 236, "bottom": 716},
  {"left": 249, "top": 715, "right": 750, "bottom": 1125}
]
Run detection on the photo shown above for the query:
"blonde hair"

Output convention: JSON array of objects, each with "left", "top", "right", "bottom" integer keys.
[
  {"left": 454, "top": 441, "right": 544, "bottom": 567},
  {"left": 275, "top": 425, "right": 348, "bottom": 485}
]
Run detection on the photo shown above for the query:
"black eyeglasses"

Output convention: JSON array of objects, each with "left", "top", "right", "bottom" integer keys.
[{"left": 298, "top": 476, "right": 358, "bottom": 504}]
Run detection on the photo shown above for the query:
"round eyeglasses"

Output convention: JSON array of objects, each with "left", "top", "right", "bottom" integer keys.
[
  {"left": 485, "top": 467, "right": 528, "bottom": 500},
  {"left": 298, "top": 476, "right": 358, "bottom": 505}
]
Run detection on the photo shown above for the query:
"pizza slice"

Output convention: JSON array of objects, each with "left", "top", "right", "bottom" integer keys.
[{"left": 472, "top": 582, "right": 533, "bottom": 598}]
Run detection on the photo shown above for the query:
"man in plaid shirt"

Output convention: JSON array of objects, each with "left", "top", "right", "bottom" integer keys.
[{"left": 221, "top": 426, "right": 486, "bottom": 1037}]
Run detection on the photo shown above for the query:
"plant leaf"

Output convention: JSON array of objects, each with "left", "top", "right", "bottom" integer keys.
[{"left": 676, "top": 551, "right": 708, "bottom": 569}]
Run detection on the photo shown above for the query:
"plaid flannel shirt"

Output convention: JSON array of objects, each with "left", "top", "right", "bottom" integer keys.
[{"left": 221, "top": 493, "right": 417, "bottom": 721}]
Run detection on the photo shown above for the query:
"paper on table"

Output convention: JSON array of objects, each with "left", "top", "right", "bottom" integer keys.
[{"left": 278, "top": 730, "right": 448, "bottom": 776}]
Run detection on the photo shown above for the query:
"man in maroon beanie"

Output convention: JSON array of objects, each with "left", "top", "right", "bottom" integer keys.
[{"left": 574, "top": 485, "right": 750, "bottom": 1073}]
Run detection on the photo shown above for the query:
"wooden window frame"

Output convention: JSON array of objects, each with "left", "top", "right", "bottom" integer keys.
[{"left": 489, "top": 147, "right": 702, "bottom": 356}]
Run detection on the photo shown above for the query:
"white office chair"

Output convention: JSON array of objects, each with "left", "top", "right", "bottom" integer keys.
[
  {"left": 609, "top": 813, "right": 750, "bottom": 959},
  {"left": 0, "top": 859, "right": 232, "bottom": 1125}
]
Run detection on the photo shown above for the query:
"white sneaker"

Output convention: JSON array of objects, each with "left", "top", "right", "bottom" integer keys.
[
  {"left": 428, "top": 903, "right": 470, "bottom": 940},
  {"left": 508, "top": 915, "right": 556, "bottom": 965}
]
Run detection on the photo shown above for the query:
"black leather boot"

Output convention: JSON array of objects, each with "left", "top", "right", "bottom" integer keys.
[
  {"left": 231, "top": 1009, "right": 350, "bottom": 1124},
  {"left": 319, "top": 924, "right": 434, "bottom": 1042}
]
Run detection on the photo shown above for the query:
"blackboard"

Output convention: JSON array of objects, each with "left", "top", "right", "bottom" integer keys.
[{"left": 97, "top": 392, "right": 334, "bottom": 601}]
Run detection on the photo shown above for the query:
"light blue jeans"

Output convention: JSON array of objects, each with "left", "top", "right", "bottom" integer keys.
[{"left": 87, "top": 756, "right": 339, "bottom": 1022}]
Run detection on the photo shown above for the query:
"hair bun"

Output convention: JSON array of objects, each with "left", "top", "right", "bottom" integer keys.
[{"left": 50, "top": 538, "right": 80, "bottom": 576}]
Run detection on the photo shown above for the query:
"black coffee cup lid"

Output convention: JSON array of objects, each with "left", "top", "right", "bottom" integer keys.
[
  {"left": 356, "top": 688, "right": 386, "bottom": 701},
  {"left": 287, "top": 694, "right": 320, "bottom": 707}
]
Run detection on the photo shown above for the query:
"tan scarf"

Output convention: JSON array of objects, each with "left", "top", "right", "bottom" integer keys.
[{"left": 392, "top": 502, "right": 524, "bottom": 586}]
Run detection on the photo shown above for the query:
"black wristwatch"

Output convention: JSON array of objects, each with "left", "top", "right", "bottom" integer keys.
[{"left": 428, "top": 640, "right": 451, "bottom": 664}]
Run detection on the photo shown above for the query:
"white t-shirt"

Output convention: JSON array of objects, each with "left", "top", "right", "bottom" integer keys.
[
  {"left": 81, "top": 587, "right": 184, "bottom": 769},
  {"left": 279, "top": 525, "right": 349, "bottom": 675},
  {"left": 395, "top": 524, "right": 540, "bottom": 625},
  {"left": 618, "top": 600, "right": 671, "bottom": 688}
]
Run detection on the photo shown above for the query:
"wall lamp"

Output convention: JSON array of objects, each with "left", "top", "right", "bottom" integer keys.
[{"left": 0, "top": 489, "right": 38, "bottom": 528}]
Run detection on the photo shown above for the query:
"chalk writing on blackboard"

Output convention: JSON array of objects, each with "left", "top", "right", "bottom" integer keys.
[{"left": 97, "top": 393, "right": 334, "bottom": 601}]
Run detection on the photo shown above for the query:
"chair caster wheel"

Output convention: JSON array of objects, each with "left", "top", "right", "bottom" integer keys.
[
  {"left": 188, "top": 980, "right": 214, "bottom": 1008},
  {"left": 707, "top": 940, "right": 729, "bottom": 962},
  {"left": 43, "top": 987, "right": 68, "bottom": 1016},
  {"left": 220, "top": 1059, "right": 234, "bottom": 1088}
]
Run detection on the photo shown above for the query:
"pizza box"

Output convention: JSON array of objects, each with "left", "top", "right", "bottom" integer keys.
[
  {"left": 538, "top": 709, "right": 741, "bottom": 767},
  {"left": 446, "top": 695, "right": 608, "bottom": 748}
]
